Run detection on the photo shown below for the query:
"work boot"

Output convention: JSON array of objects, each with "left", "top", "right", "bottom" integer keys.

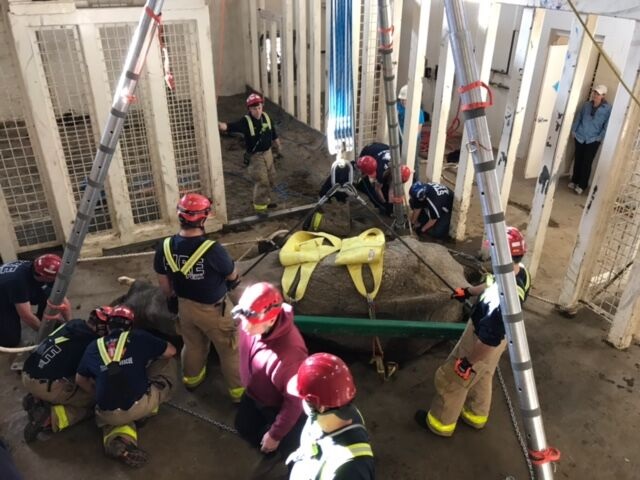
[
  {"left": 568, "top": 182, "right": 576, "bottom": 190},
  {"left": 105, "top": 437, "right": 149, "bottom": 468},
  {"left": 256, "top": 212, "right": 268, "bottom": 220},
  {"left": 267, "top": 203, "right": 278, "bottom": 209},
  {"left": 23, "top": 403, "right": 52, "bottom": 443},
  {"left": 22, "top": 394, "right": 38, "bottom": 416}
]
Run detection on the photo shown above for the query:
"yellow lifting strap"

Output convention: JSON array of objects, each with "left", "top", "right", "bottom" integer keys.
[
  {"left": 334, "top": 228, "right": 385, "bottom": 301},
  {"left": 163, "top": 237, "right": 216, "bottom": 276},
  {"left": 279, "top": 231, "right": 342, "bottom": 302}
]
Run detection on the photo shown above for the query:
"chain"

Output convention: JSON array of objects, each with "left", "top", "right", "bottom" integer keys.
[
  {"left": 166, "top": 401, "right": 238, "bottom": 435},
  {"left": 497, "top": 365, "right": 535, "bottom": 480}
]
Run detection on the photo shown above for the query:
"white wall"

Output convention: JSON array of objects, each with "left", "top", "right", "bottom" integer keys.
[
  {"left": 0, "top": 11, "right": 24, "bottom": 121},
  {"left": 209, "top": 0, "right": 248, "bottom": 96}
]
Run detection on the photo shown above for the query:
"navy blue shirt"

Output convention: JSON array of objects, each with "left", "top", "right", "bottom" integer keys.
[
  {"left": 0, "top": 261, "right": 52, "bottom": 347},
  {"left": 24, "top": 319, "right": 97, "bottom": 381},
  {"left": 472, "top": 266, "right": 531, "bottom": 347},
  {"left": 154, "top": 235, "right": 235, "bottom": 304},
  {"left": 409, "top": 182, "right": 453, "bottom": 220},
  {"left": 77, "top": 329, "right": 167, "bottom": 410},
  {"left": 359, "top": 143, "right": 390, "bottom": 184}
]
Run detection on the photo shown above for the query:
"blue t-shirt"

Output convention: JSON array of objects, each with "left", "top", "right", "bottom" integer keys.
[
  {"left": 153, "top": 235, "right": 235, "bottom": 304},
  {"left": 359, "top": 143, "right": 390, "bottom": 184},
  {"left": 0, "top": 261, "right": 51, "bottom": 347},
  {"left": 409, "top": 182, "right": 453, "bottom": 220},
  {"left": 471, "top": 267, "right": 531, "bottom": 347},
  {"left": 77, "top": 329, "right": 167, "bottom": 410},
  {"left": 24, "top": 319, "right": 97, "bottom": 380}
]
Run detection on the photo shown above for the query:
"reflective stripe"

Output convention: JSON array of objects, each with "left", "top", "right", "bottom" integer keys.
[
  {"left": 97, "top": 331, "right": 130, "bottom": 365},
  {"left": 461, "top": 406, "right": 488, "bottom": 427},
  {"left": 103, "top": 424, "right": 137, "bottom": 446},
  {"left": 346, "top": 442, "right": 373, "bottom": 457},
  {"left": 151, "top": 406, "right": 159, "bottom": 414},
  {"left": 54, "top": 336, "right": 69, "bottom": 345},
  {"left": 52, "top": 404, "right": 69, "bottom": 431},
  {"left": 311, "top": 212, "right": 323, "bottom": 231},
  {"left": 254, "top": 204, "right": 268, "bottom": 212},
  {"left": 229, "top": 386, "right": 245, "bottom": 402},
  {"left": 183, "top": 365, "right": 207, "bottom": 387},
  {"left": 245, "top": 112, "right": 272, "bottom": 137},
  {"left": 163, "top": 237, "right": 216, "bottom": 276},
  {"left": 427, "top": 410, "right": 456, "bottom": 434}
]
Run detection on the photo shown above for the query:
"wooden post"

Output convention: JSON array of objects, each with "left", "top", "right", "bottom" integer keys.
[
  {"left": 308, "top": 0, "right": 321, "bottom": 131},
  {"left": 294, "top": 0, "right": 308, "bottom": 123},
  {"left": 281, "top": 0, "right": 295, "bottom": 115}
]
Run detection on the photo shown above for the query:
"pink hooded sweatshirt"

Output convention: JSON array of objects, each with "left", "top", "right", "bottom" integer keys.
[{"left": 238, "top": 303, "right": 308, "bottom": 441}]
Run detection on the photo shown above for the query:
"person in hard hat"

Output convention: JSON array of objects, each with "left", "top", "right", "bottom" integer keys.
[
  {"left": 356, "top": 142, "right": 412, "bottom": 215},
  {"left": 415, "top": 226, "right": 531, "bottom": 437},
  {"left": 287, "top": 353, "right": 375, "bottom": 480},
  {"left": 20, "top": 306, "right": 113, "bottom": 443},
  {"left": 0, "top": 254, "right": 70, "bottom": 348},
  {"left": 154, "top": 193, "right": 243, "bottom": 401},
  {"left": 408, "top": 180, "right": 454, "bottom": 239},
  {"left": 397, "top": 84, "right": 428, "bottom": 148},
  {"left": 569, "top": 84, "right": 612, "bottom": 195},
  {"left": 231, "top": 282, "right": 308, "bottom": 459},
  {"left": 218, "top": 92, "right": 283, "bottom": 216},
  {"left": 75, "top": 305, "right": 177, "bottom": 468}
]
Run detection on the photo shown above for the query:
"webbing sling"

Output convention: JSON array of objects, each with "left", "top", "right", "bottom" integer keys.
[
  {"left": 279, "top": 231, "right": 342, "bottom": 302},
  {"left": 244, "top": 112, "right": 272, "bottom": 137},
  {"left": 334, "top": 228, "right": 385, "bottom": 300},
  {"left": 97, "top": 331, "right": 130, "bottom": 366},
  {"left": 163, "top": 237, "right": 215, "bottom": 276}
]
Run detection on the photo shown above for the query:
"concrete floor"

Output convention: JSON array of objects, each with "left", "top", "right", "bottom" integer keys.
[{"left": 1, "top": 96, "right": 638, "bottom": 478}]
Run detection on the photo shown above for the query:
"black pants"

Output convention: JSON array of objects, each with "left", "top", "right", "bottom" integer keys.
[
  {"left": 571, "top": 139, "right": 600, "bottom": 190},
  {"left": 416, "top": 209, "right": 451, "bottom": 239},
  {"left": 0, "top": 310, "right": 21, "bottom": 348},
  {"left": 234, "top": 393, "right": 306, "bottom": 457}
]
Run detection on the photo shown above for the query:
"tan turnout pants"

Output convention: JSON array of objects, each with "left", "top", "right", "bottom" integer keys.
[
  {"left": 247, "top": 149, "right": 276, "bottom": 212},
  {"left": 97, "top": 357, "right": 177, "bottom": 448},
  {"left": 428, "top": 320, "right": 507, "bottom": 434},
  {"left": 177, "top": 297, "right": 242, "bottom": 398},
  {"left": 22, "top": 372, "right": 94, "bottom": 432}
]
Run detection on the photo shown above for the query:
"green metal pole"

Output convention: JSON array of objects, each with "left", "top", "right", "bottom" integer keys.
[{"left": 295, "top": 315, "right": 465, "bottom": 339}]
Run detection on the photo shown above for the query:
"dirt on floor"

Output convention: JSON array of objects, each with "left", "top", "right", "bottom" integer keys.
[{"left": 1, "top": 95, "right": 638, "bottom": 479}]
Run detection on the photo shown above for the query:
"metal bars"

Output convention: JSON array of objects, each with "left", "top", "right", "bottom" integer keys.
[
  {"left": 100, "top": 23, "right": 161, "bottom": 225},
  {"left": 0, "top": 16, "right": 57, "bottom": 252},
  {"left": 35, "top": 26, "right": 113, "bottom": 233},
  {"left": 162, "top": 21, "right": 208, "bottom": 196}
]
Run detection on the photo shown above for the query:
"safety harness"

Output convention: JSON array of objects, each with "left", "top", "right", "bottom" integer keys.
[
  {"left": 163, "top": 237, "right": 216, "bottom": 276},
  {"left": 244, "top": 112, "right": 272, "bottom": 137},
  {"left": 97, "top": 331, "right": 133, "bottom": 411}
]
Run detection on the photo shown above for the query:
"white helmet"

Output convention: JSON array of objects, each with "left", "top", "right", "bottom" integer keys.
[{"left": 398, "top": 84, "right": 408, "bottom": 100}]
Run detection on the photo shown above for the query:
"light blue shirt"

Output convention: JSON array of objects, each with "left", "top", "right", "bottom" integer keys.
[{"left": 572, "top": 100, "right": 611, "bottom": 144}]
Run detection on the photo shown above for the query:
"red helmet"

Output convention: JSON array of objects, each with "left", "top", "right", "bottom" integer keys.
[
  {"left": 232, "top": 282, "right": 283, "bottom": 325},
  {"left": 89, "top": 305, "right": 113, "bottom": 335},
  {"left": 400, "top": 165, "right": 412, "bottom": 183},
  {"left": 246, "top": 93, "right": 264, "bottom": 108},
  {"left": 356, "top": 155, "right": 377, "bottom": 177},
  {"left": 177, "top": 193, "right": 211, "bottom": 226},
  {"left": 288, "top": 353, "right": 356, "bottom": 410},
  {"left": 33, "top": 254, "right": 62, "bottom": 282},
  {"left": 109, "top": 305, "right": 135, "bottom": 329},
  {"left": 506, "top": 226, "right": 527, "bottom": 257}
]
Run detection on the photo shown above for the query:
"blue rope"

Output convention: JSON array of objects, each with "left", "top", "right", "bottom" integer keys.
[{"left": 327, "top": 0, "right": 354, "bottom": 155}]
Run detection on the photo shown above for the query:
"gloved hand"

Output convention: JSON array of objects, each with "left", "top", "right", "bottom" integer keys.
[
  {"left": 451, "top": 287, "right": 471, "bottom": 302},
  {"left": 226, "top": 277, "right": 241, "bottom": 291},
  {"left": 167, "top": 295, "right": 178, "bottom": 315},
  {"left": 243, "top": 152, "right": 251, "bottom": 167},
  {"left": 454, "top": 357, "right": 474, "bottom": 381}
]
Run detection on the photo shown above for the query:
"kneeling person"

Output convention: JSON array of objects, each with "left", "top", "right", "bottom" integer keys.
[
  {"left": 76, "top": 305, "right": 177, "bottom": 468},
  {"left": 21, "top": 306, "right": 112, "bottom": 442}
]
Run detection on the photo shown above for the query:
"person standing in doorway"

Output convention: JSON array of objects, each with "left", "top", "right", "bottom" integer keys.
[
  {"left": 569, "top": 84, "right": 612, "bottom": 195},
  {"left": 219, "top": 93, "right": 283, "bottom": 217}
]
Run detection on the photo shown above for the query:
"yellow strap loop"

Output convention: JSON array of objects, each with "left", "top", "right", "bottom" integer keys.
[
  {"left": 279, "top": 231, "right": 342, "bottom": 302},
  {"left": 334, "top": 228, "right": 385, "bottom": 300}
]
